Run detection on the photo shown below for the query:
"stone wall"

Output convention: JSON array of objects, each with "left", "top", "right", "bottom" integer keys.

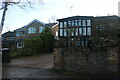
[{"left": 53, "top": 47, "right": 119, "bottom": 74}]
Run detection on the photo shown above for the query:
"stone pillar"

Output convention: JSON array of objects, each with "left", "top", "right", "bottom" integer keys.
[{"left": 53, "top": 48, "right": 63, "bottom": 69}]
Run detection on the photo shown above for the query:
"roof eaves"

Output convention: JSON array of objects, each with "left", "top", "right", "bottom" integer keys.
[{"left": 24, "top": 19, "right": 46, "bottom": 28}]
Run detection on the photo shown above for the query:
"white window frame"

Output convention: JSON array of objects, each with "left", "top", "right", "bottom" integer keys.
[
  {"left": 39, "top": 27, "right": 45, "bottom": 33},
  {"left": 28, "top": 27, "right": 36, "bottom": 34},
  {"left": 17, "top": 42, "right": 23, "bottom": 48}
]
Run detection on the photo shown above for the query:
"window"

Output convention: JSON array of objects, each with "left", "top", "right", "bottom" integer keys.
[
  {"left": 21, "top": 31, "right": 25, "bottom": 36},
  {"left": 75, "top": 20, "right": 78, "bottom": 26},
  {"left": 77, "top": 40, "right": 80, "bottom": 46},
  {"left": 87, "top": 27, "right": 91, "bottom": 35},
  {"left": 60, "top": 22, "right": 63, "bottom": 28},
  {"left": 16, "top": 32, "right": 20, "bottom": 36},
  {"left": 82, "top": 20, "right": 86, "bottom": 26},
  {"left": 81, "top": 40, "right": 84, "bottom": 46},
  {"left": 87, "top": 20, "right": 91, "bottom": 26},
  {"left": 60, "top": 29, "right": 63, "bottom": 36},
  {"left": 78, "top": 20, "right": 82, "bottom": 26},
  {"left": 71, "top": 28, "right": 74, "bottom": 36},
  {"left": 10, "top": 37, "right": 15, "bottom": 40},
  {"left": 28, "top": 27, "right": 36, "bottom": 34},
  {"left": 83, "top": 27, "right": 86, "bottom": 35},
  {"left": 17, "top": 42, "right": 23, "bottom": 48},
  {"left": 79, "top": 27, "right": 82, "bottom": 35},
  {"left": 39, "top": 27, "right": 45, "bottom": 33},
  {"left": 64, "top": 22, "right": 67, "bottom": 28},
  {"left": 64, "top": 29, "right": 67, "bottom": 36},
  {"left": 85, "top": 40, "right": 88, "bottom": 46},
  {"left": 68, "top": 21, "right": 71, "bottom": 27},
  {"left": 71, "top": 20, "right": 74, "bottom": 26},
  {"left": 75, "top": 28, "right": 79, "bottom": 36}
]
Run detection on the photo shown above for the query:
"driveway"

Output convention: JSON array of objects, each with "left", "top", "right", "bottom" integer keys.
[
  {"left": 4, "top": 53, "right": 53, "bottom": 69},
  {"left": 2, "top": 53, "right": 71, "bottom": 78}
]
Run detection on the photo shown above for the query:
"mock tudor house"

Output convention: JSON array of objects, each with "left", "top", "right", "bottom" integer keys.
[
  {"left": 54, "top": 15, "right": 120, "bottom": 74},
  {"left": 57, "top": 16, "right": 93, "bottom": 48},
  {"left": 57, "top": 15, "right": 119, "bottom": 48}
]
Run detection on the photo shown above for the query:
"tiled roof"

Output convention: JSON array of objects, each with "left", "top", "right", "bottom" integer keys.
[
  {"left": 45, "top": 23, "right": 57, "bottom": 28},
  {"left": 2, "top": 31, "right": 15, "bottom": 37}
]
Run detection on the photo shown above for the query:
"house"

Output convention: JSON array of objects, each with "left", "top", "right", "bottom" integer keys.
[
  {"left": 2, "top": 31, "right": 16, "bottom": 52},
  {"left": 57, "top": 16, "right": 93, "bottom": 47},
  {"left": 54, "top": 15, "right": 120, "bottom": 74},
  {"left": 15, "top": 19, "right": 47, "bottom": 51},
  {"left": 15, "top": 19, "right": 57, "bottom": 52}
]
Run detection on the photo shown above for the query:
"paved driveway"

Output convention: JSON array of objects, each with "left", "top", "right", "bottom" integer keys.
[{"left": 4, "top": 53, "right": 53, "bottom": 69}]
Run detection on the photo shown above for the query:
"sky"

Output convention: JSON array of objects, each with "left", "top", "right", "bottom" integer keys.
[{"left": 0, "top": 0, "right": 120, "bottom": 33}]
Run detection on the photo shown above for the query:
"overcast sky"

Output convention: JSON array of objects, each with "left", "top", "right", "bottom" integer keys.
[{"left": 0, "top": 0, "right": 120, "bottom": 33}]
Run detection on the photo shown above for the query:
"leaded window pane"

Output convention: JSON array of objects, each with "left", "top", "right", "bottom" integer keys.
[
  {"left": 83, "top": 27, "right": 86, "bottom": 35},
  {"left": 64, "top": 22, "right": 67, "bottom": 28},
  {"left": 72, "top": 20, "right": 74, "bottom": 26},
  {"left": 81, "top": 40, "right": 84, "bottom": 46},
  {"left": 64, "top": 29, "right": 67, "bottom": 36},
  {"left": 87, "top": 20, "right": 91, "bottom": 26},
  {"left": 75, "top": 28, "right": 79, "bottom": 36},
  {"left": 60, "top": 22, "right": 63, "bottom": 28},
  {"left": 82, "top": 20, "right": 86, "bottom": 26},
  {"left": 79, "top": 28, "right": 82, "bottom": 35},
  {"left": 87, "top": 27, "right": 91, "bottom": 35},
  {"left": 75, "top": 20, "right": 78, "bottom": 26},
  {"left": 68, "top": 21, "right": 71, "bottom": 27},
  {"left": 77, "top": 40, "right": 80, "bottom": 46},
  {"left": 60, "top": 29, "right": 63, "bottom": 36},
  {"left": 78, "top": 20, "right": 82, "bottom": 26}
]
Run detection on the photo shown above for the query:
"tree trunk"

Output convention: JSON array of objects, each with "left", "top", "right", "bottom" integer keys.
[
  {"left": 0, "top": 3, "right": 8, "bottom": 79},
  {"left": 0, "top": 2, "right": 8, "bottom": 33}
]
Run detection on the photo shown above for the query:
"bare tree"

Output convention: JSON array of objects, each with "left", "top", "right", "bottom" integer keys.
[
  {"left": 0, "top": 0, "right": 43, "bottom": 33},
  {"left": 0, "top": 1, "right": 43, "bottom": 77},
  {"left": 48, "top": 16, "right": 57, "bottom": 23}
]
